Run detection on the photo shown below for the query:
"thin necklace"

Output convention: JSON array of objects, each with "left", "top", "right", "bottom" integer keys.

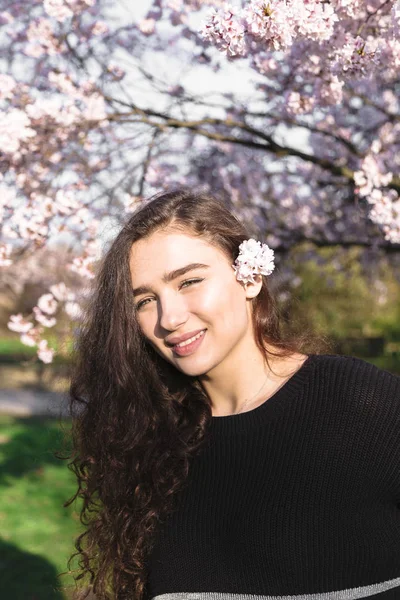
[{"left": 235, "top": 371, "right": 270, "bottom": 415}]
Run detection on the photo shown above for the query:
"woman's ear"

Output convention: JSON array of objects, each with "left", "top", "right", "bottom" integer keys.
[{"left": 243, "top": 274, "right": 263, "bottom": 300}]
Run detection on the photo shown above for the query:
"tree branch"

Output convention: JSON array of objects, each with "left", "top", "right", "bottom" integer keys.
[{"left": 105, "top": 101, "right": 400, "bottom": 192}]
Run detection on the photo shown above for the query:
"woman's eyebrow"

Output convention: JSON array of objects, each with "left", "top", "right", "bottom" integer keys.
[{"left": 132, "top": 263, "right": 210, "bottom": 297}]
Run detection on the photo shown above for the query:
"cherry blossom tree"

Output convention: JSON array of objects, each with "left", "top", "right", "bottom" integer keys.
[{"left": 1, "top": 0, "right": 400, "bottom": 361}]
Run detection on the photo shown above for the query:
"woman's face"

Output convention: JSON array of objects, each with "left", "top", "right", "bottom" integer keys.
[{"left": 129, "top": 229, "right": 260, "bottom": 377}]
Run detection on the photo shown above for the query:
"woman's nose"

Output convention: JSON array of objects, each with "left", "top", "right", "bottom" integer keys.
[{"left": 159, "top": 294, "right": 189, "bottom": 332}]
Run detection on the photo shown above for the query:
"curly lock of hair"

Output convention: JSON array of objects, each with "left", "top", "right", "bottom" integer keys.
[{"left": 62, "top": 188, "right": 326, "bottom": 600}]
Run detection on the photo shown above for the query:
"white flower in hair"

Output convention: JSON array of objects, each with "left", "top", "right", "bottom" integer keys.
[{"left": 232, "top": 238, "right": 275, "bottom": 284}]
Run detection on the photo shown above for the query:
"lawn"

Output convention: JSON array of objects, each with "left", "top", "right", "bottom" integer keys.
[{"left": 0, "top": 415, "right": 83, "bottom": 600}]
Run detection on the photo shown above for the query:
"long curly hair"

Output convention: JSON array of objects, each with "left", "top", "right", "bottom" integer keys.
[{"left": 64, "top": 188, "right": 326, "bottom": 599}]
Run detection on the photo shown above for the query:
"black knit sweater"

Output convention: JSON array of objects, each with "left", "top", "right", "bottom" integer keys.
[{"left": 145, "top": 354, "right": 400, "bottom": 599}]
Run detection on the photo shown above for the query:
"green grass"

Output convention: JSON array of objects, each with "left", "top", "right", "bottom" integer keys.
[
  {"left": 0, "top": 337, "right": 38, "bottom": 358},
  {"left": 0, "top": 415, "right": 83, "bottom": 599},
  {"left": 0, "top": 336, "right": 73, "bottom": 365}
]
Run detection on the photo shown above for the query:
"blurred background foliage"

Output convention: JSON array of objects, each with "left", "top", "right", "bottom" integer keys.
[{"left": 285, "top": 244, "right": 399, "bottom": 340}]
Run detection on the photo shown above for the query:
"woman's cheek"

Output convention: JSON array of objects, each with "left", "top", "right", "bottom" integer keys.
[{"left": 194, "top": 282, "right": 224, "bottom": 313}]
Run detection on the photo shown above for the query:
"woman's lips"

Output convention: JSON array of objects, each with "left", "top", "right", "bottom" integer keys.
[{"left": 172, "top": 329, "right": 206, "bottom": 357}]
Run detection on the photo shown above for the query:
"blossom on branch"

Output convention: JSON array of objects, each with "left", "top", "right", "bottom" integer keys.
[
  {"left": 43, "top": 0, "right": 73, "bottom": 22},
  {"left": 0, "top": 109, "right": 36, "bottom": 154},
  {"left": 8, "top": 314, "right": 34, "bottom": 333},
  {"left": 37, "top": 293, "right": 58, "bottom": 315},
  {"left": 37, "top": 339, "right": 55, "bottom": 363},
  {"left": 200, "top": 5, "right": 246, "bottom": 56},
  {"left": 0, "top": 244, "right": 12, "bottom": 267},
  {"left": 33, "top": 307, "right": 57, "bottom": 328}
]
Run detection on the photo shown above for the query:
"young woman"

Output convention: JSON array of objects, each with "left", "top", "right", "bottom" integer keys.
[{"left": 66, "top": 189, "right": 400, "bottom": 600}]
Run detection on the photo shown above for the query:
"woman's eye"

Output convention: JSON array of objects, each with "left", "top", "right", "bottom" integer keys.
[
  {"left": 136, "top": 298, "right": 151, "bottom": 310},
  {"left": 135, "top": 278, "right": 203, "bottom": 311},
  {"left": 179, "top": 278, "right": 204, "bottom": 289}
]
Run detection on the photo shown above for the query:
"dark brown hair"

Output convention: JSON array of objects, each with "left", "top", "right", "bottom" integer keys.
[{"left": 64, "top": 188, "right": 324, "bottom": 599}]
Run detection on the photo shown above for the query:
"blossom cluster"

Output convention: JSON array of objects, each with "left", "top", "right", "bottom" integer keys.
[
  {"left": 7, "top": 283, "right": 82, "bottom": 363},
  {"left": 43, "top": 0, "right": 96, "bottom": 23},
  {"left": 201, "top": 0, "right": 339, "bottom": 56},
  {"left": 199, "top": 0, "right": 399, "bottom": 86},
  {"left": 232, "top": 238, "right": 275, "bottom": 284}
]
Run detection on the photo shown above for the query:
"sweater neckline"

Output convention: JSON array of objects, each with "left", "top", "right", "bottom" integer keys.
[{"left": 208, "top": 353, "right": 318, "bottom": 436}]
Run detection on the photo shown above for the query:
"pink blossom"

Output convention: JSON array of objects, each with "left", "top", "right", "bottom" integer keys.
[
  {"left": 0, "top": 185, "right": 16, "bottom": 212},
  {"left": 284, "top": 90, "right": 315, "bottom": 115},
  {"left": 65, "top": 301, "right": 83, "bottom": 319},
  {"left": 0, "top": 74, "right": 17, "bottom": 100},
  {"left": 166, "top": 0, "right": 183, "bottom": 10},
  {"left": 54, "top": 189, "right": 80, "bottom": 214},
  {"left": 316, "top": 76, "right": 344, "bottom": 105},
  {"left": 296, "top": 1, "right": 338, "bottom": 42},
  {"left": 370, "top": 140, "right": 381, "bottom": 155},
  {"left": 139, "top": 18, "right": 156, "bottom": 35},
  {"left": 14, "top": 207, "right": 49, "bottom": 242},
  {"left": 8, "top": 314, "right": 34, "bottom": 333},
  {"left": 68, "top": 255, "right": 97, "bottom": 279},
  {"left": 382, "top": 223, "right": 400, "bottom": 244},
  {"left": 244, "top": 1, "right": 295, "bottom": 50},
  {"left": 200, "top": 5, "right": 246, "bottom": 57},
  {"left": 26, "top": 18, "right": 60, "bottom": 56},
  {"left": 26, "top": 98, "right": 81, "bottom": 126},
  {"left": 369, "top": 192, "right": 400, "bottom": 244},
  {"left": 37, "top": 339, "right": 55, "bottom": 363},
  {"left": 43, "top": 0, "right": 73, "bottom": 22},
  {"left": 83, "top": 93, "right": 107, "bottom": 121},
  {"left": 2, "top": 224, "right": 19, "bottom": 240},
  {"left": 107, "top": 63, "right": 125, "bottom": 80},
  {"left": 24, "top": 43, "right": 47, "bottom": 58},
  {"left": 353, "top": 170, "right": 371, "bottom": 197},
  {"left": 354, "top": 154, "right": 393, "bottom": 199},
  {"left": 69, "top": 207, "right": 91, "bottom": 226},
  {"left": 33, "top": 307, "right": 57, "bottom": 327},
  {"left": 50, "top": 282, "right": 70, "bottom": 301},
  {"left": 20, "top": 331, "right": 38, "bottom": 347},
  {"left": 37, "top": 292, "right": 58, "bottom": 315},
  {"left": 0, "top": 243, "right": 12, "bottom": 267},
  {"left": 333, "top": 35, "right": 381, "bottom": 78},
  {"left": 49, "top": 151, "right": 62, "bottom": 163},
  {"left": 0, "top": 109, "right": 36, "bottom": 154},
  {"left": 92, "top": 20, "right": 109, "bottom": 35},
  {"left": 253, "top": 53, "right": 278, "bottom": 74},
  {"left": 48, "top": 71, "right": 82, "bottom": 99}
]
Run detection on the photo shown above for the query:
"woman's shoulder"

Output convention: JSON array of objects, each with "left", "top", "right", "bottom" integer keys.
[
  {"left": 309, "top": 352, "right": 400, "bottom": 398},
  {"left": 310, "top": 352, "right": 397, "bottom": 373}
]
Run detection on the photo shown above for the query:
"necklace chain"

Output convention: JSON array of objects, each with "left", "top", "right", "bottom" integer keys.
[{"left": 234, "top": 371, "right": 270, "bottom": 415}]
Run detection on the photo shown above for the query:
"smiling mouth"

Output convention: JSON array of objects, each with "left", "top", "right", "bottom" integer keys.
[
  {"left": 171, "top": 329, "right": 207, "bottom": 356},
  {"left": 172, "top": 330, "right": 206, "bottom": 348}
]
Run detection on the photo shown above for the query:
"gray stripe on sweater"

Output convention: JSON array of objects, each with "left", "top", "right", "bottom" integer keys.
[{"left": 151, "top": 576, "right": 400, "bottom": 600}]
